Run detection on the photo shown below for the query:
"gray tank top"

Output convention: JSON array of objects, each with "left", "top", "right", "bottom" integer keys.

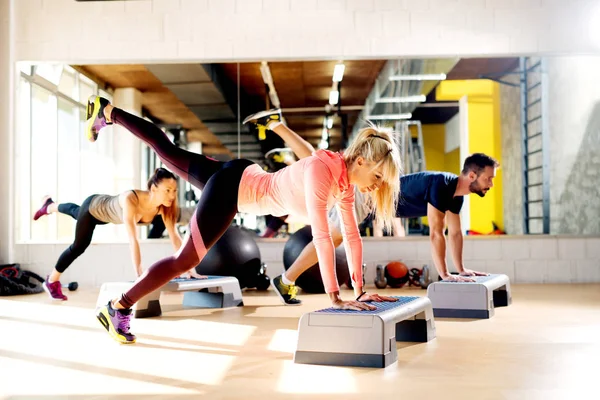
[{"left": 89, "top": 194, "right": 125, "bottom": 224}]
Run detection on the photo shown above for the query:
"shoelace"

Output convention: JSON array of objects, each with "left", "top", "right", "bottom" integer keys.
[
  {"left": 116, "top": 312, "right": 132, "bottom": 333},
  {"left": 49, "top": 281, "right": 65, "bottom": 297},
  {"left": 287, "top": 285, "right": 298, "bottom": 298}
]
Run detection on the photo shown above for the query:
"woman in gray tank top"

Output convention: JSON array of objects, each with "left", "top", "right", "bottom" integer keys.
[{"left": 32, "top": 168, "right": 201, "bottom": 300}]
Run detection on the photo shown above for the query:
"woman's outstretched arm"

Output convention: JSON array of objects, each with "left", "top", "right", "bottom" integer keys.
[{"left": 123, "top": 193, "right": 143, "bottom": 277}]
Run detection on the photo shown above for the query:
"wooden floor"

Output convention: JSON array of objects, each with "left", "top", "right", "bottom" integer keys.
[{"left": 1, "top": 284, "right": 599, "bottom": 400}]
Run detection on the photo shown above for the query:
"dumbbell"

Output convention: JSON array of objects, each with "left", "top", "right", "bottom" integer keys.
[
  {"left": 62, "top": 281, "right": 78, "bottom": 291},
  {"left": 374, "top": 264, "right": 387, "bottom": 289}
]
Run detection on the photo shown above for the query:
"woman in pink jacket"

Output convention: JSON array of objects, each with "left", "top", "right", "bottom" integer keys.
[{"left": 86, "top": 95, "right": 401, "bottom": 344}]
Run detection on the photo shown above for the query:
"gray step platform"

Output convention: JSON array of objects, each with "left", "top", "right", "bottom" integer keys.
[
  {"left": 294, "top": 296, "right": 436, "bottom": 368},
  {"left": 96, "top": 276, "right": 243, "bottom": 318},
  {"left": 427, "top": 274, "right": 512, "bottom": 319}
]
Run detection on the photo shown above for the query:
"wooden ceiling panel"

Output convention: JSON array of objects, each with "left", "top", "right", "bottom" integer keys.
[
  {"left": 447, "top": 57, "right": 519, "bottom": 80},
  {"left": 76, "top": 64, "right": 231, "bottom": 157},
  {"left": 79, "top": 64, "right": 164, "bottom": 91},
  {"left": 78, "top": 60, "right": 385, "bottom": 155},
  {"left": 217, "top": 59, "right": 385, "bottom": 151}
]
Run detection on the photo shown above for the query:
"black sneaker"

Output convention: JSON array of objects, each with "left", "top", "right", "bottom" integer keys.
[{"left": 272, "top": 275, "right": 301, "bottom": 305}]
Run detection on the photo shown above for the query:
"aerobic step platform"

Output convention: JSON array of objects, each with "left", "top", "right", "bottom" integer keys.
[
  {"left": 427, "top": 274, "right": 511, "bottom": 319},
  {"left": 96, "top": 276, "right": 243, "bottom": 318},
  {"left": 294, "top": 296, "right": 436, "bottom": 368}
]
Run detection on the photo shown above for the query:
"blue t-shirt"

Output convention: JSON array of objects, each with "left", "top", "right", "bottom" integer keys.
[{"left": 396, "top": 172, "right": 464, "bottom": 217}]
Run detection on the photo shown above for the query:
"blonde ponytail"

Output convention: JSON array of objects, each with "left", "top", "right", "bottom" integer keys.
[{"left": 344, "top": 122, "right": 402, "bottom": 232}]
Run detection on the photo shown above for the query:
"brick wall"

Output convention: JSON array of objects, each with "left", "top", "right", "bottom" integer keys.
[
  {"left": 13, "top": 0, "right": 600, "bottom": 63},
  {"left": 13, "top": 236, "right": 600, "bottom": 288}
]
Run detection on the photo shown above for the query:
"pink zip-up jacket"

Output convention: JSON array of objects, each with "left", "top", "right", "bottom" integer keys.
[{"left": 237, "top": 149, "right": 363, "bottom": 293}]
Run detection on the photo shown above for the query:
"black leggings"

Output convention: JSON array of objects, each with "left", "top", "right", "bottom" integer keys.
[
  {"left": 109, "top": 108, "right": 254, "bottom": 308},
  {"left": 147, "top": 215, "right": 166, "bottom": 239},
  {"left": 54, "top": 195, "right": 105, "bottom": 273},
  {"left": 111, "top": 108, "right": 223, "bottom": 190}
]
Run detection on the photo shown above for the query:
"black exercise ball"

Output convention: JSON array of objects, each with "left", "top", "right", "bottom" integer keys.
[
  {"left": 194, "top": 225, "right": 265, "bottom": 289},
  {"left": 283, "top": 225, "right": 351, "bottom": 294}
]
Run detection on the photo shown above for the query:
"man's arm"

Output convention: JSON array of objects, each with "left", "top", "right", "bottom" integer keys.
[
  {"left": 445, "top": 211, "right": 465, "bottom": 273},
  {"left": 427, "top": 203, "right": 450, "bottom": 279},
  {"left": 446, "top": 211, "right": 489, "bottom": 277}
]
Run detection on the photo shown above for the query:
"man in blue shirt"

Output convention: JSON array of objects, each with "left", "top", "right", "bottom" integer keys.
[{"left": 393, "top": 154, "right": 498, "bottom": 284}]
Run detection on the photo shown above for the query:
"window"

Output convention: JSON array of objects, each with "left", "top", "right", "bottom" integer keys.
[
  {"left": 15, "top": 62, "right": 117, "bottom": 242},
  {"left": 30, "top": 85, "right": 58, "bottom": 242},
  {"left": 58, "top": 66, "right": 78, "bottom": 100},
  {"left": 15, "top": 77, "right": 31, "bottom": 242},
  {"left": 56, "top": 98, "right": 80, "bottom": 241},
  {"left": 34, "top": 64, "right": 63, "bottom": 86},
  {"left": 79, "top": 75, "right": 96, "bottom": 106}
]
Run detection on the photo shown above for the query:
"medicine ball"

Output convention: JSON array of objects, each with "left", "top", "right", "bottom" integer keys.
[
  {"left": 194, "top": 225, "right": 267, "bottom": 289},
  {"left": 283, "top": 225, "right": 351, "bottom": 293},
  {"left": 385, "top": 261, "right": 409, "bottom": 288}
]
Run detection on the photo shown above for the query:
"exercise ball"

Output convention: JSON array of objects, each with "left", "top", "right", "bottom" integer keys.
[
  {"left": 283, "top": 225, "right": 351, "bottom": 293},
  {"left": 194, "top": 225, "right": 266, "bottom": 289},
  {"left": 385, "top": 261, "right": 409, "bottom": 288}
]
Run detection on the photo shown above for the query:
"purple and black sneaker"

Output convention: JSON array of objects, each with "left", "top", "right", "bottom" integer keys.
[
  {"left": 96, "top": 301, "right": 136, "bottom": 344},
  {"left": 85, "top": 95, "right": 112, "bottom": 143}
]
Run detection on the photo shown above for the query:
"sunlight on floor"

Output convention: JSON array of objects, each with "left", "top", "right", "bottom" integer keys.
[
  {"left": 0, "top": 317, "right": 238, "bottom": 386},
  {"left": 135, "top": 318, "right": 257, "bottom": 346},
  {"left": 502, "top": 388, "right": 593, "bottom": 400},
  {"left": 267, "top": 329, "right": 298, "bottom": 354},
  {"left": 276, "top": 360, "right": 357, "bottom": 394},
  {"left": 140, "top": 337, "right": 238, "bottom": 353},
  {"left": 0, "top": 298, "right": 102, "bottom": 329},
  {"left": 1, "top": 284, "right": 599, "bottom": 399},
  {"left": 0, "top": 356, "right": 203, "bottom": 397}
]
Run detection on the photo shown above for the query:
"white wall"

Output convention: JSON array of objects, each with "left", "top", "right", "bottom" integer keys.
[
  {"left": 499, "top": 70, "right": 523, "bottom": 235},
  {"left": 13, "top": 0, "right": 600, "bottom": 63},
  {"left": 0, "top": 0, "right": 14, "bottom": 264},
  {"left": 499, "top": 57, "right": 600, "bottom": 235},
  {"left": 547, "top": 56, "right": 600, "bottom": 234},
  {"left": 4, "top": 0, "right": 600, "bottom": 277},
  {"left": 13, "top": 236, "right": 600, "bottom": 288},
  {"left": 444, "top": 113, "right": 460, "bottom": 153},
  {"left": 260, "top": 236, "right": 600, "bottom": 286}
]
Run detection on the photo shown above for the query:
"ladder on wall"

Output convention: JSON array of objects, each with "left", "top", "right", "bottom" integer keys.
[
  {"left": 396, "top": 120, "right": 426, "bottom": 174},
  {"left": 520, "top": 57, "right": 550, "bottom": 234},
  {"left": 396, "top": 120, "right": 427, "bottom": 235}
]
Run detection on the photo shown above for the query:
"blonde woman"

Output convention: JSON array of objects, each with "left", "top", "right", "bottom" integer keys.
[{"left": 84, "top": 96, "right": 401, "bottom": 343}]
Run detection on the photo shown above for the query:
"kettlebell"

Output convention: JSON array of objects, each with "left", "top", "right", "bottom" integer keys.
[
  {"left": 374, "top": 264, "right": 387, "bottom": 289},
  {"left": 419, "top": 265, "right": 432, "bottom": 289}
]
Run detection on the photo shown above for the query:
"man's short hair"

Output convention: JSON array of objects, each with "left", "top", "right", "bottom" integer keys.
[{"left": 462, "top": 153, "right": 499, "bottom": 175}]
